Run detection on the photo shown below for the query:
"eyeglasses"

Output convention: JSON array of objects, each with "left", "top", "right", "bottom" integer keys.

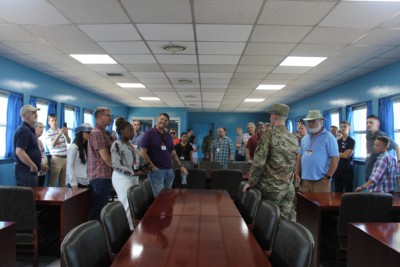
[
  {"left": 101, "top": 114, "right": 112, "bottom": 117},
  {"left": 170, "top": 132, "right": 176, "bottom": 134}
]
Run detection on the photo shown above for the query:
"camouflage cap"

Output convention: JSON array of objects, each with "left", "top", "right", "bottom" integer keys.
[{"left": 268, "top": 103, "right": 290, "bottom": 116}]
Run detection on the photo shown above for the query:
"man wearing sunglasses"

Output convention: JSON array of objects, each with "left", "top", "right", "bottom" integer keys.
[{"left": 170, "top": 128, "right": 180, "bottom": 145}]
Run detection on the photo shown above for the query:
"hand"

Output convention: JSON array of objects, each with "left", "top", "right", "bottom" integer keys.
[
  {"left": 323, "top": 176, "right": 330, "bottom": 184},
  {"left": 42, "top": 164, "right": 49, "bottom": 172},
  {"left": 180, "top": 166, "right": 188, "bottom": 175},
  {"left": 30, "top": 165, "right": 39, "bottom": 173},
  {"left": 355, "top": 186, "right": 363, "bottom": 192},
  {"left": 61, "top": 127, "right": 68, "bottom": 135},
  {"left": 247, "top": 159, "right": 253, "bottom": 165},
  {"left": 151, "top": 165, "right": 158, "bottom": 172},
  {"left": 295, "top": 174, "right": 301, "bottom": 182},
  {"left": 243, "top": 183, "right": 251, "bottom": 192}
]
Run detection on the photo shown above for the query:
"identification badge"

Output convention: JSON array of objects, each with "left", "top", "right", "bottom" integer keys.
[
  {"left": 133, "top": 144, "right": 137, "bottom": 149},
  {"left": 216, "top": 148, "right": 220, "bottom": 152},
  {"left": 161, "top": 145, "right": 167, "bottom": 150},
  {"left": 180, "top": 156, "right": 184, "bottom": 160},
  {"left": 306, "top": 149, "right": 312, "bottom": 156},
  {"left": 367, "top": 153, "right": 371, "bottom": 158},
  {"left": 133, "top": 163, "right": 139, "bottom": 170}
]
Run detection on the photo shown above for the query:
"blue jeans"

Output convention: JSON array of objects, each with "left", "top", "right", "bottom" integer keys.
[
  {"left": 15, "top": 169, "right": 38, "bottom": 186},
  {"left": 148, "top": 168, "right": 174, "bottom": 197},
  {"left": 89, "top": 178, "right": 111, "bottom": 221}
]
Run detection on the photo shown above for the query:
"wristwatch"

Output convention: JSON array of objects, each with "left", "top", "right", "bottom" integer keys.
[{"left": 326, "top": 175, "right": 332, "bottom": 180}]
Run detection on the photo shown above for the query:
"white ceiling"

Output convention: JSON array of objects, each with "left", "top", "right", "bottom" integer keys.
[{"left": 1, "top": 0, "right": 400, "bottom": 112}]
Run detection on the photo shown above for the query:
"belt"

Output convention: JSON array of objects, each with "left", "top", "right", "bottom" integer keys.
[{"left": 53, "top": 155, "right": 67, "bottom": 158}]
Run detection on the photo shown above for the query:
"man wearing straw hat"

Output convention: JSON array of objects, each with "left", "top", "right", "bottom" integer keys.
[{"left": 295, "top": 110, "right": 339, "bottom": 192}]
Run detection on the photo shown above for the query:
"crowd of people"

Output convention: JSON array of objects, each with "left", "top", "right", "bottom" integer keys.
[{"left": 13, "top": 102, "right": 400, "bottom": 225}]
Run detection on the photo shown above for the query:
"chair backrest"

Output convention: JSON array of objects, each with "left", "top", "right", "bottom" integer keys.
[
  {"left": 210, "top": 169, "right": 243, "bottom": 198},
  {"left": 198, "top": 161, "right": 221, "bottom": 175},
  {"left": 127, "top": 184, "right": 147, "bottom": 223},
  {"left": 174, "top": 168, "right": 208, "bottom": 189},
  {"left": 100, "top": 202, "right": 131, "bottom": 255},
  {"left": 141, "top": 178, "right": 155, "bottom": 208},
  {"left": 337, "top": 192, "right": 393, "bottom": 237},
  {"left": 173, "top": 160, "right": 194, "bottom": 170},
  {"left": 253, "top": 200, "right": 280, "bottom": 252},
  {"left": 228, "top": 161, "right": 251, "bottom": 176},
  {"left": 269, "top": 220, "right": 314, "bottom": 267},
  {"left": 241, "top": 188, "right": 262, "bottom": 225},
  {"left": 235, "top": 181, "right": 247, "bottom": 210},
  {"left": 61, "top": 221, "right": 111, "bottom": 267},
  {"left": 0, "top": 186, "right": 37, "bottom": 231}
]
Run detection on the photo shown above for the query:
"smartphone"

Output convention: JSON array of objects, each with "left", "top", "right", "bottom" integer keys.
[{"left": 63, "top": 122, "right": 67, "bottom": 128}]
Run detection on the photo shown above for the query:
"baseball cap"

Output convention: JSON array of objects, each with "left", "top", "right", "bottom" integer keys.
[{"left": 20, "top": 105, "right": 40, "bottom": 116}]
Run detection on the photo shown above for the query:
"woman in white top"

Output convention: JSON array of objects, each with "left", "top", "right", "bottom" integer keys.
[
  {"left": 188, "top": 135, "right": 199, "bottom": 167},
  {"left": 111, "top": 117, "right": 140, "bottom": 230},
  {"left": 33, "top": 122, "right": 48, "bottom": 186},
  {"left": 66, "top": 123, "right": 92, "bottom": 188}
]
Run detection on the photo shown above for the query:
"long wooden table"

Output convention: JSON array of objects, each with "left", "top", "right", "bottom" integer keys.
[
  {"left": 296, "top": 192, "right": 400, "bottom": 267},
  {"left": 0, "top": 221, "right": 16, "bottom": 267},
  {"left": 348, "top": 223, "right": 400, "bottom": 266},
  {"left": 111, "top": 189, "right": 271, "bottom": 267},
  {"left": 32, "top": 187, "right": 90, "bottom": 243}
]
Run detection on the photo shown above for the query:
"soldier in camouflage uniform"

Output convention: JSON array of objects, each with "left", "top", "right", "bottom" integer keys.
[
  {"left": 201, "top": 129, "right": 214, "bottom": 161},
  {"left": 243, "top": 103, "right": 299, "bottom": 220}
]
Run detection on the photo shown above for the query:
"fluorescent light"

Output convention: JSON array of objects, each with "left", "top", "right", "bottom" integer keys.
[
  {"left": 256, "top": 84, "right": 286, "bottom": 90},
  {"left": 344, "top": 0, "right": 400, "bottom": 1},
  {"left": 280, "top": 56, "right": 327, "bottom": 67},
  {"left": 140, "top": 97, "right": 160, "bottom": 101},
  {"left": 116, "top": 83, "right": 145, "bottom": 88},
  {"left": 244, "top": 98, "right": 264, "bottom": 102},
  {"left": 70, "top": 54, "right": 117, "bottom": 64}
]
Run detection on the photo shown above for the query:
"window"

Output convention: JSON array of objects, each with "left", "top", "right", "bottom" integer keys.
[
  {"left": 36, "top": 100, "right": 49, "bottom": 127},
  {"left": 0, "top": 92, "right": 9, "bottom": 157},
  {"left": 169, "top": 117, "right": 180, "bottom": 135},
  {"left": 131, "top": 117, "right": 154, "bottom": 133},
  {"left": 287, "top": 119, "right": 293, "bottom": 133},
  {"left": 352, "top": 104, "right": 367, "bottom": 159},
  {"left": 64, "top": 105, "right": 75, "bottom": 145},
  {"left": 83, "top": 109, "right": 93, "bottom": 125},
  {"left": 330, "top": 109, "right": 340, "bottom": 129},
  {"left": 394, "top": 97, "right": 400, "bottom": 145}
]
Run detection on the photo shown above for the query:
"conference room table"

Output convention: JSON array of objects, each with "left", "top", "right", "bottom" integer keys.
[
  {"left": 348, "top": 222, "right": 400, "bottom": 266},
  {"left": 111, "top": 189, "right": 271, "bottom": 267},
  {"left": 0, "top": 221, "right": 16, "bottom": 267},
  {"left": 32, "top": 187, "right": 90, "bottom": 243},
  {"left": 296, "top": 192, "right": 400, "bottom": 267}
]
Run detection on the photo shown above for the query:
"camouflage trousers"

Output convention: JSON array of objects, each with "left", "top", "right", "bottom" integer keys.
[{"left": 259, "top": 182, "right": 295, "bottom": 221}]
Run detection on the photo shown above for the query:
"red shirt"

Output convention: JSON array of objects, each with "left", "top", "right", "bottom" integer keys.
[
  {"left": 246, "top": 134, "right": 260, "bottom": 160},
  {"left": 87, "top": 124, "right": 113, "bottom": 180},
  {"left": 173, "top": 137, "right": 180, "bottom": 146}
]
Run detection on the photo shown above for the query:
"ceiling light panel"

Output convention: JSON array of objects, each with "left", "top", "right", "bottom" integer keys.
[
  {"left": 244, "top": 98, "right": 265, "bottom": 102},
  {"left": 256, "top": 84, "right": 286, "bottom": 90},
  {"left": 139, "top": 97, "right": 160, "bottom": 101},
  {"left": 116, "top": 83, "right": 145, "bottom": 88},
  {"left": 280, "top": 56, "right": 327, "bottom": 67},
  {"left": 70, "top": 54, "right": 117, "bottom": 64}
]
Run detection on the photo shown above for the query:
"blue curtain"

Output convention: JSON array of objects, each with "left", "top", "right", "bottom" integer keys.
[
  {"left": 379, "top": 97, "right": 394, "bottom": 139},
  {"left": 59, "top": 103, "right": 65, "bottom": 129},
  {"left": 46, "top": 100, "right": 57, "bottom": 130},
  {"left": 5, "top": 93, "right": 23, "bottom": 158},
  {"left": 346, "top": 106, "right": 354, "bottom": 137},
  {"left": 366, "top": 100, "right": 373, "bottom": 116},
  {"left": 29, "top": 96, "right": 38, "bottom": 107},
  {"left": 73, "top": 107, "right": 80, "bottom": 141},
  {"left": 323, "top": 110, "right": 332, "bottom": 131},
  {"left": 285, "top": 119, "right": 292, "bottom": 132}
]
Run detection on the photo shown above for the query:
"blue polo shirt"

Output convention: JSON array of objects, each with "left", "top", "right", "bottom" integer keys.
[
  {"left": 299, "top": 128, "right": 339, "bottom": 181},
  {"left": 13, "top": 121, "right": 42, "bottom": 172},
  {"left": 140, "top": 127, "right": 174, "bottom": 169}
]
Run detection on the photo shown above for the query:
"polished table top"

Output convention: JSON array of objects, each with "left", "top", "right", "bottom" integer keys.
[
  {"left": 0, "top": 221, "right": 15, "bottom": 230},
  {"left": 350, "top": 222, "right": 400, "bottom": 253},
  {"left": 112, "top": 215, "right": 271, "bottom": 267},
  {"left": 31, "top": 186, "right": 89, "bottom": 205},
  {"left": 145, "top": 189, "right": 241, "bottom": 217},
  {"left": 298, "top": 192, "right": 400, "bottom": 210}
]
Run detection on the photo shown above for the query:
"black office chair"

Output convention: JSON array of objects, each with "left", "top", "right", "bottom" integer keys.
[
  {"left": 198, "top": 160, "right": 221, "bottom": 176},
  {"left": 0, "top": 186, "right": 38, "bottom": 267},
  {"left": 174, "top": 168, "right": 208, "bottom": 189},
  {"left": 228, "top": 161, "right": 251, "bottom": 176},
  {"left": 335, "top": 192, "right": 393, "bottom": 265},
  {"left": 100, "top": 202, "right": 132, "bottom": 257},
  {"left": 241, "top": 188, "right": 262, "bottom": 227},
  {"left": 141, "top": 178, "right": 155, "bottom": 208},
  {"left": 269, "top": 220, "right": 314, "bottom": 267},
  {"left": 210, "top": 169, "right": 243, "bottom": 198},
  {"left": 235, "top": 181, "right": 247, "bottom": 211},
  {"left": 127, "top": 184, "right": 147, "bottom": 226},
  {"left": 252, "top": 200, "right": 280, "bottom": 256},
  {"left": 61, "top": 220, "right": 111, "bottom": 267}
]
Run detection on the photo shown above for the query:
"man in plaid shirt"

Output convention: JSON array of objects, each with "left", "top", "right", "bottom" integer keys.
[
  {"left": 356, "top": 136, "right": 398, "bottom": 193},
  {"left": 211, "top": 127, "right": 233, "bottom": 169}
]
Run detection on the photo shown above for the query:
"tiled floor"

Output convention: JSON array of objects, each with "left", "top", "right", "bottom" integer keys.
[{"left": 16, "top": 256, "right": 60, "bottom": 267}]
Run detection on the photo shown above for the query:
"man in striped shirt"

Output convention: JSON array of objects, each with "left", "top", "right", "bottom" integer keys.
[
  {"left": 356, "top": 136, "right": 398, "bottom": 193},
  {"left": 45, "top": 114, "right": 71, "bottom": 187}
]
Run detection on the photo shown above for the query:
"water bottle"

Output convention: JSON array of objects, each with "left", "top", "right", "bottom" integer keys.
[{"left": 181, "top": 173, "right": 187, "bottom": 184}]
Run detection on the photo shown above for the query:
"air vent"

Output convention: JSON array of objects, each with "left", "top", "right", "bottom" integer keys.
[
  {"left": 188, "top": 104, "right": 199, "bottom": 107},
  {"left": 163, "top": 43, "right": 186, "bottom": 52},
  {"left": 105, "top": 73, "right": 123, "bottom": 77},
  {"left": 185, "top": 95, "right": 196, "bottom": 98},
  {"left": 178, "top": 79, "right": 192, "bottom": 84}
]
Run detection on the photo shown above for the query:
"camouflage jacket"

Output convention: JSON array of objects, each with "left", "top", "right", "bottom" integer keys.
[{"left": 248, "top": 125, "right": 298, "bottom": 189}]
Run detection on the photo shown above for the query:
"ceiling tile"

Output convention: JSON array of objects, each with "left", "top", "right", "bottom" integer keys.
[
  {"left": 79, "top": 24, "right": 142, "bottom": 41},
  {"left": 244, "top": 43, "right": 295, "bottom": 56},
  {"left": 23, "top": 25, "right": 93, "bottom": 42},
  {"left": 236, "top": 65, "right": 274, "bottom": 73},
  {"left": 334, "top": 45, "right": 395, "bottom": 59},
  {"left": 85, "top": 64, "right": 127, "bottom": 72},
  {"left": 233, "top": 72, "right": 266, "bottom": 80},
  {"left": 166, "top": 72, "right": 199, "bottom": 79},
  {"left": 3, "top": 41, "right": 62, "bottom": 54},
  {"left": 240, "top": 55, "right": 284, "bottom": 66},
  {"left": 201, "top": 84, "right": 228, "bottom": 89},
  {"left": 147, "top": 41, "right": 195, "bottom": 54},
  {"left": 198, "top": 42, "right": 245, "bottom": 55},
  {"left": 50, "top": 41, "right": 104, "bottom": 54},
  {"left": 155, "top": 54, "right": 197, "bottom": 64},
  {"left": 162, "top": 64, "right": 198, "bottom": 72},
  {"left": 132, "top": 72, "right": 167, "bottom": 78},
  {"left": 201, "top": 79, "right": 231, "bottom": 85},
  {"left": 291, "top": 44, "right": 345, "bottom": 57},
  {"left": 124, "top": 64, "right": 162, "bottom": 72},
  {"left": 302, "top": 27, "right": 368, "bottom": 45},
  {"left": 114, "top": 54, "right": 157, "bottom": 64},
  {"left": 272, "top": 66, "right": 313, "bottom": 74},
  {"left": 199, "top": 64, "right": 237, "bottom": 73},
  {"left": 199, "top": 55, "right": 240, "bottom": 65},
  {"left": 354, "top": 29, "right": 400, "bottom": 46},
  {"left": 137, "top": 24, "right": 194, "bottom": 41},
  {"left": 196, "top": 25, "right": 253, "bottom": 42},
  {"left": 251, "top": 25, "right": 312, "bottom": 43},
  {"left": 377, "top": 46, "right": 400, "bottom": 59},
  {"left": 98, "top": 41, "right": 150, "bottom": 54},
  {"left": 200, "top": 73, "right": 233, "bottom": 79},
  {"left": 0, "top": 25, "right": 39, "bottom": 42}
]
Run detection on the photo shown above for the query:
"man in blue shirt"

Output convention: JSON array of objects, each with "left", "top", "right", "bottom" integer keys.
[
  {"left": 13, "top": 105, "right": 42, "bottom": 186},
  {"left": 295, "top": 110, "right": 339, "bottom": 192}
]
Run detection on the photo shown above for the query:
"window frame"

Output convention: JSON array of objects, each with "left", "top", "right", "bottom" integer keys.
[
  {"left": 351, "top": 103, "right": 368, "bottom": 160},
  {"left": 393, "top": 96, "right": 400, "bottom": 145},
  {"left": 0, "top": 91, "right": 10, "bottom": 158}
]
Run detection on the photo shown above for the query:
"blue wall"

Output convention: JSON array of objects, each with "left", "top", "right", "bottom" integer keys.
[
  {"left": 288, "top": 60, "right": 400, "bottom": 188},
  {"left": 0, "top": 56, "right": 128, "bottom": 185}
]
